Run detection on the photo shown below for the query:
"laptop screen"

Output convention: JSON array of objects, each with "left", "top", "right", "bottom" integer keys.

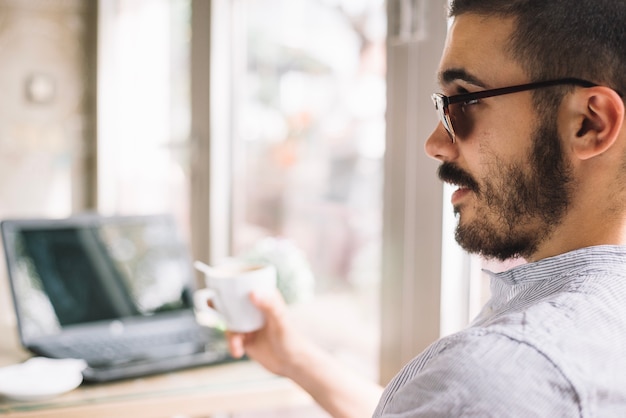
[{"left": 1, "top": 214, "right": 196, "bottom": 342}]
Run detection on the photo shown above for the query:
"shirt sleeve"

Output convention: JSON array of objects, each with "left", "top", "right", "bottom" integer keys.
[{"left": 378, "top": 331, "right": 580, "bottom": 417}]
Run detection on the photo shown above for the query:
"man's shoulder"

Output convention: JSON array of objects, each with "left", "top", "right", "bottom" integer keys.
[
  {"left": 391, "top": 328, "right": 564, "bottom": 395},
  {"left": 380, "top": 312, "right": 626, "bottom": 417},
  {"left": 378, "top": 329, "right": 579, "bottom": 417}
]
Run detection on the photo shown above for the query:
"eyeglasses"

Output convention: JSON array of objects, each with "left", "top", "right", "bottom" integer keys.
[{"left": 432, "top": 78, "right": 607, "bottom": 142}]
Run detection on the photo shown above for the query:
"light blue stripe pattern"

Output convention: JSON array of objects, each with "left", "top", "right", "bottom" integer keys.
[{"left": 374, "top": 245, "right": 626, "bottom": 417}]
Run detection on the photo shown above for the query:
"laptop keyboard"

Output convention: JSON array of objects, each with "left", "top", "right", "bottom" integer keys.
[{"left": 33, "top": 325, "right": 229, "bottom": 368}]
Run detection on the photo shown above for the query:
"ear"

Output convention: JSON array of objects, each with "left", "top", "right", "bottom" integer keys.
[{"left": 562, "top": 86, "right": 625, "bottom": 161}]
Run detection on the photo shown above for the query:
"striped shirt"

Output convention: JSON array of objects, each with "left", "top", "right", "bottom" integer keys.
[{"left": 374, "top": 245, "right": 626, "bottom": 417}]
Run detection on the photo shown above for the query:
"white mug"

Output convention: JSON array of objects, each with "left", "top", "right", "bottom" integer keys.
[{"left": 193, "top": 261, "right": 277, "bottom": 333}]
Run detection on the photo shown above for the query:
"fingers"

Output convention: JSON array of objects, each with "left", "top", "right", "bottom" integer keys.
[
  {"left": 226, "top": 332, "right": 246, "bottom": 358},
  {"left": 226, "top": 289, "right": 285, "bottom": 359}
]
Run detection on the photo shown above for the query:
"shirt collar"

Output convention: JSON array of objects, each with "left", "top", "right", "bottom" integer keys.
[{"left": 483, "top": 245, "right": 626, "bottom": 286}]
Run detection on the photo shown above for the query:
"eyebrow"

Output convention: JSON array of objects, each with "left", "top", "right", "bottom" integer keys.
[{"left": 438, "top": 68, "right": 488, "bottom": 89}]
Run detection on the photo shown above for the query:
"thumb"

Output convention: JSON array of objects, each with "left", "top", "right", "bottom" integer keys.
[{"left": 250, "top": 288, "right": 286, "bottom": 317}]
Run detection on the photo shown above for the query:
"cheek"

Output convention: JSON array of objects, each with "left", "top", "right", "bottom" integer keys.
[
  {"left": 480, "top": 97, "right": 536, "bottom": 156},
  {"left": 474, "top": 124, "right": 534, "bottom": 168},
  {"left": 474, "top": 145, "right": 525, "bottom": 199}
]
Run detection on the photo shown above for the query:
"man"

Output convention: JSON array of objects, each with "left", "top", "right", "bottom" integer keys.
[{"left": 226, "top": 1, "right": 626, "bottom": 416}]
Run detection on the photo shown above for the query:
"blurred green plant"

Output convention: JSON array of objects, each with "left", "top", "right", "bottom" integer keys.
[{"left": 241, "top": 237, "right": 315, "bottom": 304}]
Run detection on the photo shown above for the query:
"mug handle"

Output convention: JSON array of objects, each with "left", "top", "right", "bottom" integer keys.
[{"left": 193, "top": 288, "right": 226, "bottom": 325}]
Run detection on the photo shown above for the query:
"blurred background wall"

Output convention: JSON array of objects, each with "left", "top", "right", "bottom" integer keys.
[{"left": 0, "top": 0, "right": 96, "bottom": 325}]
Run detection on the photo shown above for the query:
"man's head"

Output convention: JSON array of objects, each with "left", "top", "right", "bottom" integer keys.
[
  {"left": 426, "top": 1, "right": 626, "bottom": 262},
  {"left": 448, "top": 0, "right": 626, "bottom": 109}
]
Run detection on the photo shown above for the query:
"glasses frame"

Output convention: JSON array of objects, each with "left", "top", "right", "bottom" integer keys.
[{"left": 431, "top": 77, "right": 613, "bottom": 142}]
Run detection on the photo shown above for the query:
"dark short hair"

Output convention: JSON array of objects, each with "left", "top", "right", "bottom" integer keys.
[{"left": 448, "top": 0, "right": 626, "bottom": 97}]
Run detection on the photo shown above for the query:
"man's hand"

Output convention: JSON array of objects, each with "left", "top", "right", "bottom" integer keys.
[
  {"left": 224, "top": 289, "right": 384, "bottom": 418},
  {"left": 225, "top": 289, "right": 308, "bottom": 378}
]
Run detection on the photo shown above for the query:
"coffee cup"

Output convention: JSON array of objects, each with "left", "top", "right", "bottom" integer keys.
[{"left": 193, "top": 260, "right": 277, "bottom": 333}]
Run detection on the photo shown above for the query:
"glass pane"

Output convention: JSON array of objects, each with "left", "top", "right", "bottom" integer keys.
[
  {"left": 231, "top": 0, "right": 386, "bottom": 369},
  {"left": 97, "top": 0, "right": 192, "bottom": 240}
]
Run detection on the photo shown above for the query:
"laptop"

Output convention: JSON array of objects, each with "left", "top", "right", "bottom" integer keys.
[{"left": 0, "top": 213, "right": 234, "bottom": 382}]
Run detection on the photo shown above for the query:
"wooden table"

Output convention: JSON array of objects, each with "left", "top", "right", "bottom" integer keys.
[
  {"left": 0, "top": 293, "right": 376, "bottom": 417},
  {"left": 0, "top": 323, "right": 315, "bottom": 418}
]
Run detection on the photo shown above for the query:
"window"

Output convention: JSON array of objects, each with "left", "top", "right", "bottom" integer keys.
[
  {"left": 97, "top": 0, "right": 487, "bottom": 389},
  {"left": 98, "top": 0, "right": 192, "bottom": 239},
  {"left": 212, "top": 0, "right": 387, "bottom": 376},
  {"left": 100, "top": 0, "right": 386, "bottom": 377}
]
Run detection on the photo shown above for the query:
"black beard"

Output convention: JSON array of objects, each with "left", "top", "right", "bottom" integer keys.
[{"left": 450, "top": 117, "right": 573, "bottom": 261}]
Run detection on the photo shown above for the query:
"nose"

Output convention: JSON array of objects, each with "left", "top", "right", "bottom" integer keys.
[{"left": 424, "top": 122, "right": 458, "bottom": 162}]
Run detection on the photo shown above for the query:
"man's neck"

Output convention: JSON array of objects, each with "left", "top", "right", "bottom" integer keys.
[{"left": 529, "top": 204, "right": 626, "bottom": 263}]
